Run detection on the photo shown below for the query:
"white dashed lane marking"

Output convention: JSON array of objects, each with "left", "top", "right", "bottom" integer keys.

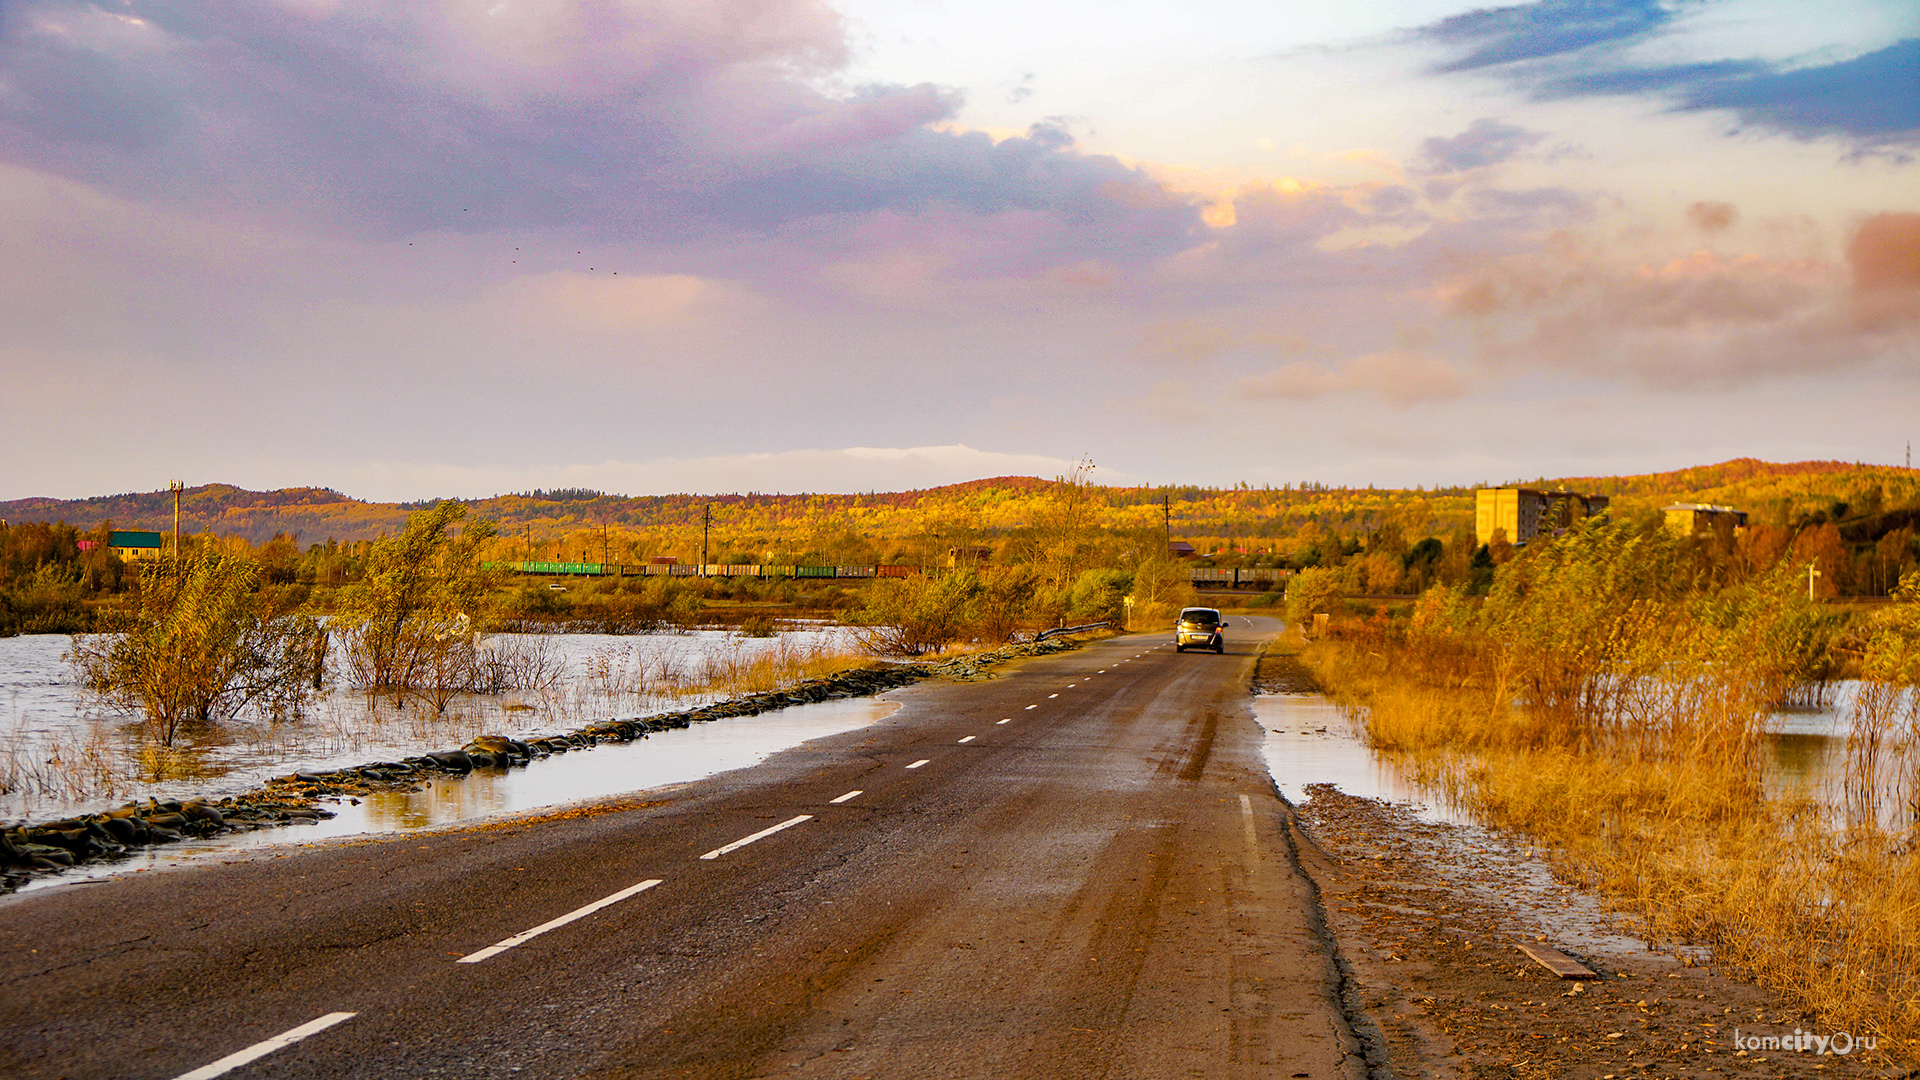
[
  {"left": 1024, "top": 704, "right": 1038, "bottom": 710},
  {"left": 830, "top": 790, "right": 863, "bottom": 804},
  {"left": 1047, "top": 693, "right": 1058, "bottom": 699},
  {"left": 170, "top": 1012, "right": 357, "bottom": 1080},
  {"left": 906, "top": 759, "right": 931, "bottom": 769},
  {"left": 958, "top": 735, "right": 975, "bottom": 743},
  {"left": 458, "top": 878, "right": 664, "bottom": 962},
  {"left": 699, "top": 815, "right": 813, "bottom": 861}
]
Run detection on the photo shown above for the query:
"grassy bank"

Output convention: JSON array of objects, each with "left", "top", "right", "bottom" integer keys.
[{"left": 1286, "top": 522, "right": 1919, "bottom": 1064}]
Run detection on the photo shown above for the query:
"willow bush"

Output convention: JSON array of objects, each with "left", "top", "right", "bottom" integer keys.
[
  {"left": 333, "top": 501, "right": 506, "bottom": 710},
  {"left": 69, "top": 550, "right": 322, "bottom": 746}
]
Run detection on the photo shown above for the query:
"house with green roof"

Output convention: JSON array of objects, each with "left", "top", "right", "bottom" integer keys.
[{"left": 108, "top": 531, "right": 164, "bottom": 562}]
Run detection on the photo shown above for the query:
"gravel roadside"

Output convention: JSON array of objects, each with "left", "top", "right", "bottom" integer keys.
[{"left": 1292, "top": 785, "right": 1912, "bottom": 1079}]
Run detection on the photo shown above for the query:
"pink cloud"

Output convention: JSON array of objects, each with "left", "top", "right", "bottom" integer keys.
[
  {"left": 1241, "top": 351, "right": 1464, "bottom": 408},
  {"left": 1441, "top": 217, "right": 1920, "bottom": 388}
]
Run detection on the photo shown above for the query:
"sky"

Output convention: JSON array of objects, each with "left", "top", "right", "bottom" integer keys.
[{"left": 2, "top": 0, "right": 1916, "bottom": 502}]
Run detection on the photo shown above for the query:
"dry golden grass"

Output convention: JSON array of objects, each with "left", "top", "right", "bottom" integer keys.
[{"left": 1299, "top": 632, "right": 1920, "bottom": 1063}]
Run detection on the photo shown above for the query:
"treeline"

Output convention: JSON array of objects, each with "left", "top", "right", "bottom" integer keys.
[
  {"left": 0, "top": 521, "right": 126, "bottom": 634},
  {"left": 0, "top": 523, "right": 368, "bottom": 636},
  {"left": 21, "top": 459, "right": 1912, "bottom": 555},
  {"left": 1312, "top": 513, "right": 1917, "bottom": 602},
  {"left": 6, "top": 460, "right": 1916, "bottom": 638}
]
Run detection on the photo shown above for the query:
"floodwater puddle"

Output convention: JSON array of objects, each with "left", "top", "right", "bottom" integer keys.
[
  {"left": 20, "top": 696, "right": 898, "bottom": 892},
  {"left": 1253, "top": 692, "right": 1470, "bottom": 824},
  {"left": 0, "top": 628, "right": 861, "bottom": 821},
  {"left": 1259, "top": 693, "right": 1657, "bottom": 960},
  {"left": 1257, "top": 682, "right": 1897, "bottom": 826},
  {"left": 1258, "top": 683, "right": 1899, "bottom": 965}
]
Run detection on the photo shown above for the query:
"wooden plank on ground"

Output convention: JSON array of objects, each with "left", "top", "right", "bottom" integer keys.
[{"left": 1516, "top": 941, "right": 1599, "bottom": 979}]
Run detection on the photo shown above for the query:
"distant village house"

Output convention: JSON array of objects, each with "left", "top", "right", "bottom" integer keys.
[
  {"left": 107, "top": 530, "right": 164, "bottom": 561},
  {"left": 1662, "top": 503, "right": 1747, "bottom": 537},
  {"left": 1475, "top": 489, "right": 1610, "bottom": 547}
]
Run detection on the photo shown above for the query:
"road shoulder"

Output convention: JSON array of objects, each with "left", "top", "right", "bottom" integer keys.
[{"left": 1290, "top": 786, "right": 1895, "bottom": 1079}]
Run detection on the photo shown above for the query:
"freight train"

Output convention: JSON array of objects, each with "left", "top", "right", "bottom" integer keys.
[{"left": 487, "top": 562, "right": 1291, "bottom": 588}]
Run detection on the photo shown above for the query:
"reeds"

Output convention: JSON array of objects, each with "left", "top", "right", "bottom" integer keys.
[
  {"left": 0, "top": 725, "right": 126, "bottom": 809},
  {"left": 1300, "top": 531, "right": 1920, "bottom": 1063},
  {"left": 575, "top": 635, "right": 865, "bottom": 705}
]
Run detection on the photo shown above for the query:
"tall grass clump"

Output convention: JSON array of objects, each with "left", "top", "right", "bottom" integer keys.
[
  {"left": 578, "top": 637, "right": 868, "bottom": 706},
  {"left": 1302, "top": 520, "right": 1919, "bottom": 1063},
  {"left": 847, "top": 565, "right": 1128, "bottom": 655}
]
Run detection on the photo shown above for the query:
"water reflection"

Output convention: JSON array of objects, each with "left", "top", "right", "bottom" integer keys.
[
  {"left": 1768, "top": 733, "right": 1839, "bottom": 791},
  {"left": 1256, "top": 685, "right": 1908, "bottom": 831},
  {"left": 22, "top": 696, "right": 898, "bottom": 892},
  {"left": 1253, "top": 693, "right": 1471, "bottom": 824},
  {"left": 0, "top": 628, "right": 862, "bottom": 821}
]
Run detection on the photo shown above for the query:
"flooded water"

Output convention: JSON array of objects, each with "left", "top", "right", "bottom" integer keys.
[
  {"left": 20, "top": 696, "right": 899, "bottom": 892},
  {"left": 1256, "top": 681, "right": 1910, "bottom": 830},
  {"left": 1254, "top": 693, "right": 1471, "bottom": 823},
  {"left": 0, "top": 627, "right": 861, "bottom": 822}
]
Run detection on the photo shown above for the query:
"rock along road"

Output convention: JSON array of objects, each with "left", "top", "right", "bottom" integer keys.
[{"left": 0, "top": 620, "right": 1373, "bottom": 1080}]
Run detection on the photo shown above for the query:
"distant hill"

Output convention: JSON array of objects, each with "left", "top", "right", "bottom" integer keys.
[
  {"left": 2, "top": 460, "right": 1913, "bottom": 548},
  {"left": 1540, "top": 459, "right": 1919, "bottom": 526},
  {"left": 0, "top": 477, "right": 1065, "bottom": 545}
]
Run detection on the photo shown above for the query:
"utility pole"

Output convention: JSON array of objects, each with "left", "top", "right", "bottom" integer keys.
[
  {"left": 1163, "top": 494, "right": 1171, "bottom": 555},
  {"left": 702, "top": 503, "right": 712, "bottom": 576},
  {"left": 1808, "top": 561, "right": 1821, "bottom": 602},
  {"left": 168, "top": 480, "right": 183, "bottom": 560},
  {"left": 602, "top": 522, "right": 609, "bottom": 572}
]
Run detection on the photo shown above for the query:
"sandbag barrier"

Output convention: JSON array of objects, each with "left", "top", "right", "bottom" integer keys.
[{"left": 0, "top": 634, "right": 1094, "bottom": 893}]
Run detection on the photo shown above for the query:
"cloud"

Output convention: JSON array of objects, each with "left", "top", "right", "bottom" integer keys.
[
  {"left": 1241, "top": 351, "right": 1465, "bottom": 408},
  {"left": 1686, "top": 201, "right": 1737, "bottom": 232},
  {"left": 1130, "top": 315, "right": 1315, "bottom": 365},
  {"left": 1211, "top": 181, "right": 1361, "bottom": 259},
  {"left": 1418, "top": 119, "right": 1543, "bottom": 172},
  {"left": 1547, "top": 40, "right": 1920, "bottom": 143},
  {"left": 1445, "top": 229, "right": 1920, "bottom": 388},
  {"left": 506, "top": 272, "right": 715, "bottom": 332},
  {"left": 1464, "top": 186, "right": 1593, "bottom": 221},
  {"left": 1422, "top": 0, "right": 1678, "bottom": 74},
  {"left": 0, "top": 0, "right": 1201, "bottom": 262},
  {"left": 1847, "top": 211, "right": 1920, "bottom": 292},
  {"left": 762, "top": 84, "right": 961, "bottom": 154},
  {"left": 1677, "top": 40, "right": 1920, "bottom": 143},
  {"left": 1848, "top": 212, "right": 1920, "bottom": 328},
  {"left": 1413, "top": 0, "right": 1920, "bottom": 144}
]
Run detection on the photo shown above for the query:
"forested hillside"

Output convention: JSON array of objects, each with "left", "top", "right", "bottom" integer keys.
[{"left": 3, "top": 459, "right": 1916, "bottom": 635}]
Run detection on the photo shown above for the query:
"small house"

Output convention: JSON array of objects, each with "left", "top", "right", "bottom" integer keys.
[
  {"left": 1663, "top": 504, "right": 1747, "bottom": 538},
  {"left": 109, "top": 530, "right": 164, "bottom": 561}
]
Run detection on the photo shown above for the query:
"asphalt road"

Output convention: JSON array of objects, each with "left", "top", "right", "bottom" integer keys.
[{"left": 0, "top": 618, "right": 1371, "bottom": 1080}]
